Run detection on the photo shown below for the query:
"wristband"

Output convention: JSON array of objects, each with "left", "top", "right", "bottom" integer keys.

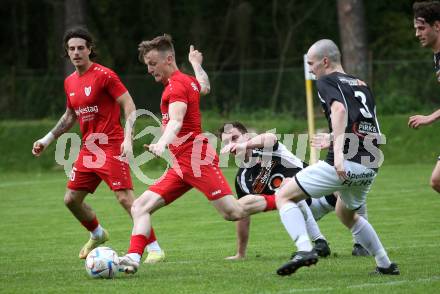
[{"left": 40, "top": 132, "right": 55, "bottom": 147}]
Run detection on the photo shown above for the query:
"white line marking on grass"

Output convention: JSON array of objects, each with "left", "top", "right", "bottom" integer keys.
[
  {"left": 387, "top": 243, "right": 440, "bottom": 250},
  {"left": 0, "top": 179, "right": 64, "bottom": 188},
  {"left": 282, "top": 287, "right": 335, "bottom": 293},
  {"left": 268, "top": 276, "right": 440, "bottom": 293},
  {"left": 347, "top": 276, "right": 440, "bottom": 289}
]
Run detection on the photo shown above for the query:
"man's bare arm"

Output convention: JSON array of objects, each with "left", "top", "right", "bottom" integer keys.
[
  {"left": 117, "top": 92, "right": 137, "bottom": 157},
  {"left": 32, "top": 108, "right": 76, "bottom": 156},
  {"left": 408, "top": 109, "right": 440, "bottom": 129},
  {"left": 147, "top": 101, "right": 187, "bottom": 157},
  {"left": 330, "top": 101, "right": 347, "bottom": 180},
  {"left": 221, "top": 133, "right": 277, "bottom": 156},
  {"left": 117, "top": 92, "right": 137, "bottom": 137},
  {"left": 189, "top": 45, "right": 210, "bottom": 96},
  {"left": 225, "top": 217, "right": 250, "bottom": 260},
  {"left": 51, "top": 108, "right": 77, "bottom": 138}
]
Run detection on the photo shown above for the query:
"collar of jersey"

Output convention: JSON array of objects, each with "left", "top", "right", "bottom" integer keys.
[
  {"left": 165, "top": 70, "right": 181, "bottom": 85},
  {"left": 76, "top": 62, "right": 95, "bottom": 77}
]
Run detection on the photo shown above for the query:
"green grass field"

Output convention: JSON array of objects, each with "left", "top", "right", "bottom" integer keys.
[{"left": 1, "top": 163, "right": 440, "bottom": 293}]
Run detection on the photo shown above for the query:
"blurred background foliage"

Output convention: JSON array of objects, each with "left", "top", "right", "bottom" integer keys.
[{"left": 0, "top": 0, "right": 436, "bottom": 119}]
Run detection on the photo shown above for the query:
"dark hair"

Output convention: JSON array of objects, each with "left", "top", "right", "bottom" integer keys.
[
  {"left": 63, "top": 27, "right": 97, "bottom": 59},
  {"left": 413, "top": 1, "right": 440, "bottom": 24},
  {"left": 217, "top": 121, "right": 248, "bottom": 139},
  {"left": 138, "top": 34, "right": 175, "bottom": 64}
]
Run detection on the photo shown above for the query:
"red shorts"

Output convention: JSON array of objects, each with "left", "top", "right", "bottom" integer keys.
[
  {"left": 67, "top": 148, "right": 133, "bottom": 193},
  {"left": 149, "top": 143, "right": 232, "bottom": 204}
]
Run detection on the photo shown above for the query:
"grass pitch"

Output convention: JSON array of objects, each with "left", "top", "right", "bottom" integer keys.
[{"left": 1, "top": 163, "right": 439, "bottom": 293}]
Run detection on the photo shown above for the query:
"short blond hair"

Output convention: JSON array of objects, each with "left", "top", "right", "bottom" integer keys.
[{"left": 138, "top": 34, "right": 175, "bottom": 64}]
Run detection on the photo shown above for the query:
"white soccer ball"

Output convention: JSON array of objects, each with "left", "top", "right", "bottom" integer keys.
[{"left": 85, "top": 247, "right": 119, "bottom": 279}]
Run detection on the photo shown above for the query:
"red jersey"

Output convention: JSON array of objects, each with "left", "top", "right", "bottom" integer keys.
[
  {"left": 64, "top": 63, "right": 127, "bottom": 148},
  {"left": 161, "top": 70, "right": 203, "bottom": 155}
]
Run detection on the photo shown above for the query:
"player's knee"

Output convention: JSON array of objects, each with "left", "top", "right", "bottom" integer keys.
[
  {"left": 115, "top": 191, "right": 134, "bottom": 210},
  {"left": 220, "top": 207, "right": 242, "bottom": 221},
  {"left": 335, "top": 205, "right": 357, "bottom": 228},
  {"left": 118, "top": 197, "right": 131, "bottom": 209},
  {"left": 275, "top": 192, "right": 289, "bottom": 208},
  {"left": 64, "top": 189, "right": 88, "bottom": 208},
  {"left": 63, "top": 192, "right": 77, "bottom": 208},
  {"left": 130, "top": 198, "right": 145, "bottom": 218},
  {"left": 430, "top": 177, "right": 440, "bottom": 193},
  {"left": 223, "top": 212, "right": 241, "bottom": 221},
  {"left": 64, "top": 193, "right": 82, "bottom": 209},
  {"left": 131, "top": 195, "right": 155, "bottom": 218}
]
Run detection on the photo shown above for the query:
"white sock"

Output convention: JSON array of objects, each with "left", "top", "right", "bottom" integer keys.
[
  {"left": 279, "top": 202, "right": 313, "bottom": 251},
  {"left": 298, "top": 200, "right": 325, "bottom": 241},
  {"left": 91, "top": 225, "right": 103, "bottom": 239},
  {"left": 146, "top": 241, "right": 161, "bottom": 253},
  {"left": 127, "top": 253, "right": 141, "bottom": 263},
  {"left": 350, "top": 217, "right": 391, "bottom": 268},
  {"left": 353, "top": 205, "right": 368, "bottom": 244}
]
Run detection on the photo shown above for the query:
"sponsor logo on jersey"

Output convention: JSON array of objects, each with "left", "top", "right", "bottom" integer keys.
[
  {"left": 69, "top": 92, "right": 75, "bottom": 97},
  {"left": 75, "top": 105, "right": 99, "bottom": 116},
  {"left": 191, "top": 82, "right": 199, "bottom": 92},
  {"left": 353, "top": 121, "right": 378, "bottom": 138},
  {"left": 358, "top": 121, "right": 377, "bottom": 133},
  {"left": 211, "top": 189, "right": 221, "bottom": 196},
  {"left": 338, "top": 77, "right": 358, "bottom": 86},
  {"left": 341, "top": 170, "right": 375, "bottom": 187},
  {"left": 84, "top": 86, "right": 92, "bottom": 97},
  {"left": 338, "top": 77, "right": 367, "bottom": 87},
  {"left": 269, "top": 173, "right": 285, "bottom": 191},
  {"left": 347, "top": 170, "right": 375, "bottom": 180}
]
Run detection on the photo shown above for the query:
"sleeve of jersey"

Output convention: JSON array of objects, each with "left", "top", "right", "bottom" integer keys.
[
  {"left": 316, "top": 78, "right": 345, "bottom": 108},
  {"left": 167, "top": 81, "right": 188, "bottom": 104},
  {"left": 64, "top": 80, "right": 73, "bottom": 109},
  {"left": 105, "top": 70, "right": 128, "bottom": 100}
]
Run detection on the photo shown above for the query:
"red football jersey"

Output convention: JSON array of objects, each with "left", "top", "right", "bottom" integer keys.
[
  {"left": 160, "top": 70, "right": 203, "bottom": 155},
  {"left": 64, "top": 63, "right": 127, "bottom": 148}
]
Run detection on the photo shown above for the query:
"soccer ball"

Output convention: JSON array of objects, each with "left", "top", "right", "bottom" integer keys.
[{"left": 85, "top": 247, "right": 119, "bottom": 279}]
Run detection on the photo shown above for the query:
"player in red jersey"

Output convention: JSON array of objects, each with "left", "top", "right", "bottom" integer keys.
[
  {"left": 118, "top": 35, "right": 272, "bottom": 274},
  {"left": 31, "top": 28, "right": 163, "bottom": 261}
]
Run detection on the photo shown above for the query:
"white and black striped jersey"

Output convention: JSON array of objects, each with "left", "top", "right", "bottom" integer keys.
[
  {"left": 434, "top": 52, "right": 440, "bottom": 73},
  {"left": 316, "top": 72, "right": 382, "bottom": 169},
  {"left": 235, "top": 141, "right": 305, "bottom": 198}
]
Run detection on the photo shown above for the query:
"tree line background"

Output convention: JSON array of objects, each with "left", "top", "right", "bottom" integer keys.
[{"left": 0, "top": 0, "right": 436, "bottom": 119}]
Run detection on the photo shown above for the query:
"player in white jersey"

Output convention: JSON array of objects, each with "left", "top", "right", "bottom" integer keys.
[
  {"left": 220, "top": 122, "right": 370, "bottom": 260},
  {"left": 275, "top": 39, "right": 399, "bottom": 276},
  {"left": 311, "top": 133, "right": 370, "bottom": 256}
]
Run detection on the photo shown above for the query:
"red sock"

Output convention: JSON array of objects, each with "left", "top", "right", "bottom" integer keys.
[
  {"left": 146, "top": 227, "right": 157, "bottom": 245},
  {"left": 128, "top": 234, "right": 148, "bottom": 255},
  {"left": 262, "top": 194, "right": 277, "bottom": 211},
  {"left": 80, "top": 216, "right": 99, "bottom": 231}
]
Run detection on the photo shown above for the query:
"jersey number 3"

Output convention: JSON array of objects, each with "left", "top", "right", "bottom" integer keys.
[{"left": 354, "top": 91, "right": 373, "bottom": 118}]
